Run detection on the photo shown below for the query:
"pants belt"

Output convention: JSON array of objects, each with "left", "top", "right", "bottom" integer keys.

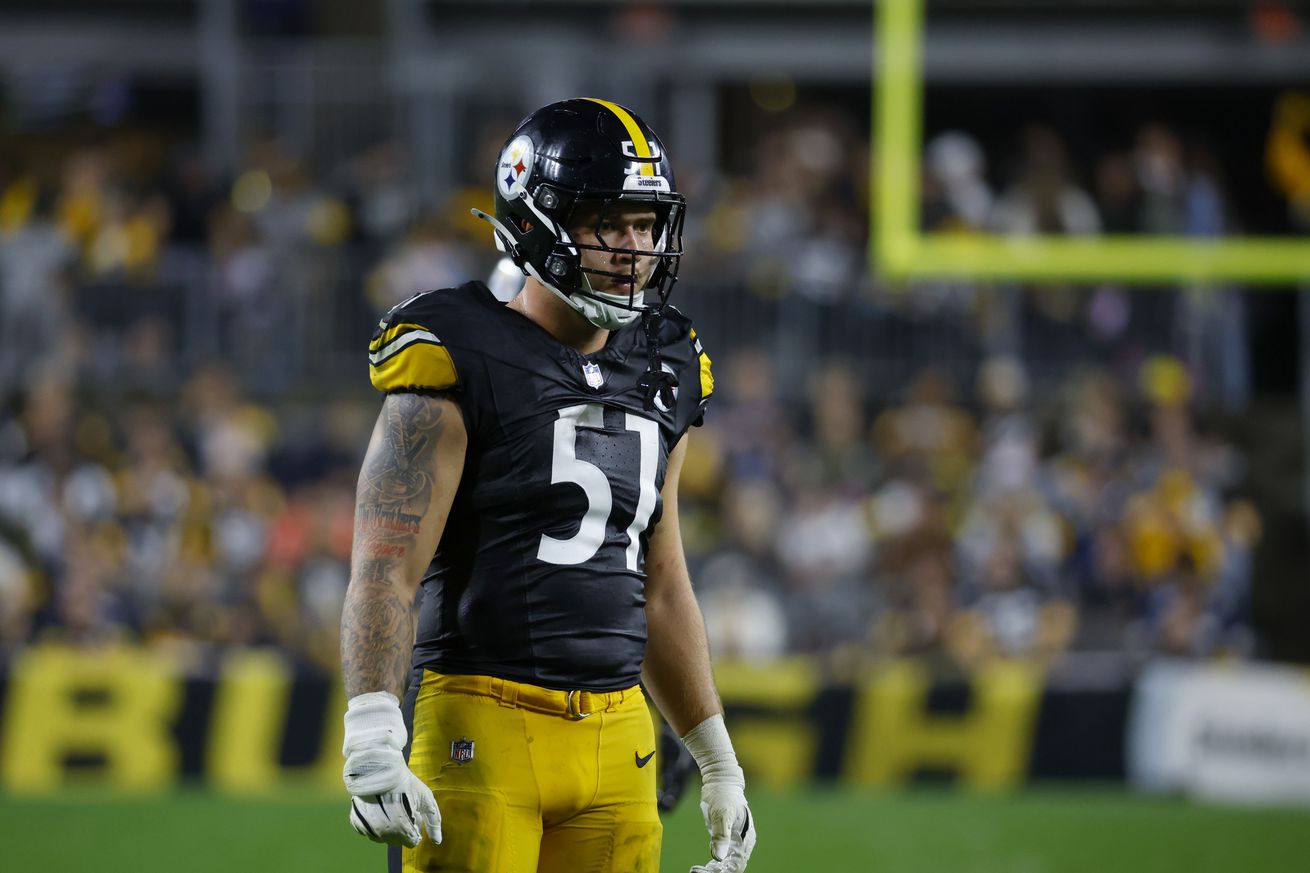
[{"left": 426, "top": 672, "right": 638, "bottom": 719}]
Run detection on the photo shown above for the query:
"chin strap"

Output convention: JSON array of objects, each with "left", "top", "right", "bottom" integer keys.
[
  {"left": 556, "top": 285, "right": 641, "bottom": 330},
  {"left": 638, "top": 307, "right": 679, "bottom": 412}
]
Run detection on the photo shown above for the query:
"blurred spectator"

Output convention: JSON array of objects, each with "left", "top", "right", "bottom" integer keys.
[
  {"left": 698, "top": 480, "right": 789, "bottom": 659},
  {"left": 344, "top": 140, "right": 417, "bottom": 243},
  {"left": 1095, "top": 152, "right": 1142, "bottom": 234},
  {"left": 1134, "top": 124, "right": 1188, "bottom": 235},
  {"left": 786, "top": 362, "right": 878, "bottom": 492},
  {"left": 1073, "top": 521, "right": 1140, "bottom": 649},
  {"left": 705, "top": 347, "right": 792, "bottom": 482},
  {"left": 0, "top": 537, "right": 36, "bottom": 653},
  {"left": 924, "top": 131, "right": 994, "bottom": 231},
  {"left": 953, "top": 524, "right": 1077, "bottom": 664},
  {"left": 973, "top": 356, "right": 1037, "bottom": 498},
  {"left": 991, "top": 125, "right": 1101, "bottom": 236},
  {"left": 871, "top": 367, "right": 976, "bottom": 499},
  {"left": 1134, "top": 552, "right": 1221, "bottom": 657},
  {"left": 366, "top": 214, "right": 475, "bottom": 314},
  {"left": 0, "top": 185, "right": 75, "bottom": 388},
  {"left": 871, "top": 523, "right": 961, "bottom": 662}
]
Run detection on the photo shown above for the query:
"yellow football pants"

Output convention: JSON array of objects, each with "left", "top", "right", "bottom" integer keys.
[{"left": 402, "top": 672, "right": 662, "bottom": 873}]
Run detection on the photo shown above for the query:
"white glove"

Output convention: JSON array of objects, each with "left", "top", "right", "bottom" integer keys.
[
  {"left": 342, "top": 691, "right": 442, "bottom": 848},
  {"left": 683, "top": 714, "right": 757, "bottom": 873}
]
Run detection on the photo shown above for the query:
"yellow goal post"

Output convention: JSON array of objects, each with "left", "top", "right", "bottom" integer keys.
[{"left": 872, "top": 0, "right": 1310, "bottom": 285}]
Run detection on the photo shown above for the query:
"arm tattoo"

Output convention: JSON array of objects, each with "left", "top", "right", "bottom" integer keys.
[{"left": 342, "top": 394, "right": 449, "bottom": 699}]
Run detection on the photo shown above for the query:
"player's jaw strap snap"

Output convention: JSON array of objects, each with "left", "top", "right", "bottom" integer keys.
[{"left": 421, "top": 672, "right": 639, "bottom": 720}]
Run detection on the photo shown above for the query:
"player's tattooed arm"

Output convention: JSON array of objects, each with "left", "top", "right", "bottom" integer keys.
[{"left": 342, "top": 392, "right": 467, "bottom": 699}]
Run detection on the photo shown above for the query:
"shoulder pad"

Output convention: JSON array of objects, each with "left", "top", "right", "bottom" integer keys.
[
  {"left": 656, "top": 304, "right": 693, "bottom": 339},
  {"left": 368, "top": 289, "right": 460, "bottom": 393},
  {"left": 656, "top": 306, "right": 713, "bottom": 403}
]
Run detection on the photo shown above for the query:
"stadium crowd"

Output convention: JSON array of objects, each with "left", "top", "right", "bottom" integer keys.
[{"left": 0, "top": 103, "right": 1274, "bottom": 671}]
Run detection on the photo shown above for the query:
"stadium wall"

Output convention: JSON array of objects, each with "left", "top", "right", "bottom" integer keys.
[{"left": 0, "top": 646, "right": 1307, "bottom": 805}]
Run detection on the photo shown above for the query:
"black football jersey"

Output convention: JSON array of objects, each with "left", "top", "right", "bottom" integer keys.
[{"left": 367, "top": 281, "right": 713, "bottom": 691}]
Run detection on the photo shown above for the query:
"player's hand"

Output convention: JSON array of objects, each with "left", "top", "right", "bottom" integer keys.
[
  {"left": 691, "top": 779, "right": 756, "bottom": 873},
  {"left": 682, "top": 714, "right": 757, "bottom": 873},
  {"left": 342, "top": 691, "right": 442, "bottom": 848}
]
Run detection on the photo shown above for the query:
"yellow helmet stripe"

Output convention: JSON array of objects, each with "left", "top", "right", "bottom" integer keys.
[{"left": 583, "top": 97, "right": 655, "bottom": 176}]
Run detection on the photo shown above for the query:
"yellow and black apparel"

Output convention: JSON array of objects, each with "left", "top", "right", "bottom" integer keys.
[{"left": 369, "top": 281, "right": 712, "bottom": 873}]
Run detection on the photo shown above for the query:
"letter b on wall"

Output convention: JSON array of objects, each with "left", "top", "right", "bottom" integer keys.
[{"left": 1, "top": 646, "right": 182, "bottom": 792}]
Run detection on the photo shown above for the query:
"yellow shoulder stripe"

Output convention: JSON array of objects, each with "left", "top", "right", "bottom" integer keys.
[
  {"left": 370, "top": 342, "right": 458, "bottom": 393},
  {"left": 582, "top": 97, "right": 655, "bottom": 176}
]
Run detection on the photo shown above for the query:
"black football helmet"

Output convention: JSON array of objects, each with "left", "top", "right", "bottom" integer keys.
[{"left": 472, "top": 98, "right": 686, "bottom": 330}]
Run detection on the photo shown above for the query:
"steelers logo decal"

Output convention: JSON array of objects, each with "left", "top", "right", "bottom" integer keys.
[{"left": 498, "top": 135, "right": 535, "bottom": 199}]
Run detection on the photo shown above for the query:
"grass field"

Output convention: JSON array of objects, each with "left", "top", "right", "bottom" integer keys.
[{"left": 2, "top": 786, "right": 1306, "bottom": 872}]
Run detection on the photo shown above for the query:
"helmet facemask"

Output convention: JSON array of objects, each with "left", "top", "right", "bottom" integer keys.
[{"left": 541, "top": 194, "right": 685, "bottom": 329}]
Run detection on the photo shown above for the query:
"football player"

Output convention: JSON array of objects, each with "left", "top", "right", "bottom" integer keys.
[{"left": 339, "top": 98, "right": 757, "bottom": 873}]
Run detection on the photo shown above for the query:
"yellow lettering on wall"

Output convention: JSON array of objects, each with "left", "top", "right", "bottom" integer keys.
[
  {"left": 845, "top": 659, "right": 1041, "bottom": 789},
  {"left": 0, "top": 645, "right": 181, "bottom": 792},
  {"left": 206, "top": 650, "right": 292, "bottom": 793},
  {"left": 713, "top": 658, "right": 820, "bottom": 790}
]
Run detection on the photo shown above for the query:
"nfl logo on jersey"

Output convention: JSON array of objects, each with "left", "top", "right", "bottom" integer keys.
[
  {"left": 582, "top": 361, "right": 604, "bottom": 389},
  {"left": 450, "top": 738, "right": 475, "bottom": 764}
]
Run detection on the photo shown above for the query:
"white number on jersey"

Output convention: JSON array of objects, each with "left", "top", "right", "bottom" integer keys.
[{"left": 536, "top": 403, "right": 659, "bottom": 571}]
